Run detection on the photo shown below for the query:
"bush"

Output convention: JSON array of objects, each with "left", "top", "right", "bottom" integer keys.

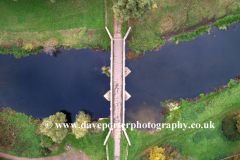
[
  {"left": 172, "top": 25, "right": 211, "bottom": 43},
  {"left": 149, "top": 146, "right": 165, "bottom": 160},
  {"left": 0, "top": 46, "right": 43, "bottom": 58},
  {"left": 212, "top": 14, "right": 240, "bottom": 29},
  {"left": 40, "top": 147, "right": 51, "bottom": 157},
  {"left": 40, "top": 134, "right": 53, "bottom": 148},
  {"left": 222, "top": 113, "right": 240, "bottom": 141},
  {"left": 234, "top": 112, "right": 240, "bottom": 133},
  {"left": 200, "top": 93, "right": 207, "bottom": 100},
  {"left": 228, "top": 79, "right": 236, "bottom": 88}
]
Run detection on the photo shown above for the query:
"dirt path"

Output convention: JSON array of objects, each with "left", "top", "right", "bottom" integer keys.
[{"left": 0, "top": 149, "right": 88, "bottom": 160}]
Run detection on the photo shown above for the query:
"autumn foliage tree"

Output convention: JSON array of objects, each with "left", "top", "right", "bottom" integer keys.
[
  {"left": 149, "top": 146, "right": 166, "bottom": 160},
  {"left": 113, "top": 0, "right": 156, "bottom": 22},
  {"left": 72, "top": 111, "right": 91, "bottom": 139},
  {"left": 40, "top": 112, "right": 68, "bottom": 144}
]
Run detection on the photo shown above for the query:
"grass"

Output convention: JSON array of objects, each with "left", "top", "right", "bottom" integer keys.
[
  {"left": 128, "top": 0, "right": 240, "bottom": 51},
  {"left": 0, "top": 0, "right": 104, "bottom": 32},
  {"left": 0, "top": 0, "right": 111, "bottom": 58},
  {"left": 0, "top": 109, "right": 42, "bottom": 158}
]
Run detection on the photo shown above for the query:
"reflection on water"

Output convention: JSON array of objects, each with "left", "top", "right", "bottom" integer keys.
[{"left": 127, "top": 102, "right": 164, "bottom": 124}]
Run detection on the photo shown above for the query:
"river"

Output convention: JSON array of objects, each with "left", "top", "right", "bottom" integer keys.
[{"left": 0, "top": 23, "right": 240, "bottom": 123}]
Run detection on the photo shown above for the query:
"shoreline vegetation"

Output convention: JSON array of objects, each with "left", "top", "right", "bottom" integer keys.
[
  {"left": 0, "top": 1, "right": 240, "bottom": 58},
  {"left": 1, "top": 73, "right": 240, "bottom": 159},
  {"left": 129, "top": 74, "right": 240, "bottom": 160}
]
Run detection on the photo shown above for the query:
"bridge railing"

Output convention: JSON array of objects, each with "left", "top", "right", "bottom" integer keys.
[{"left": 123, "top": 27, "right": 131, "bottom": 146}]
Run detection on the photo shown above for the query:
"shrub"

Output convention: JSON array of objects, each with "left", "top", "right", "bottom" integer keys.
[
  {"left": 228, "top": 79, "right": 236, "bottom": 88},
  {"left": 200, "top": 93, "right": 207, "bottom": 100},
  {"left": 101, "top": 66, "right": 110, "bottom": 77},
  {"left": 90, "top": 122, "right": 102, "bottom": 134},
  {"left": 222, "top": 113, "right": 240, "bottom": 141},
  {"left": 149, "top": 146, "right": 165, "bottom": 160},
  {"left": 40, "top": 147, "right": 51, "bottom": 157},
  {"left": 0, "top": 46, "right": 43, "bottom": 58},
  {"left": 180, "top": 100, "right": 189, "bottom": 108},
  {"left": 212, "top": 14, "right": 240, "bottom": 29},
  {"left": 234, "top": 112, "right": 240, "bottom": 133},
  {"left": 40, "top": 134, "right": 53, "bottom": 148},
  {"left": 172, "top": 25, "right": 211, "bottom": 43},
  {"left": 23, "top": 43, "right": 34, "bottom": 52}
]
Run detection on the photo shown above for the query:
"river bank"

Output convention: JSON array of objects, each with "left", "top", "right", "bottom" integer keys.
[
  {"left": 160, "top": 74, "right": 240, "bottom": 116},
  {"left": 127, "top": 0, "right": 240, "bottom": 51},
  {"left": 126, "top": 76, "right": 240, "bottom": 159}
]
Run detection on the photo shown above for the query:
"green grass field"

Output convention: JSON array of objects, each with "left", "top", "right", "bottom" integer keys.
[
  {"left": 0, "top": 0, "right": 104, "bottom": 32},
  {"left": 0, "top": 0, "right": 112, "bottom": 57}
]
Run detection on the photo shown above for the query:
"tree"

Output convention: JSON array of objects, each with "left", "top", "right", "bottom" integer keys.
[
  {"left": 113, "top": 0, "right": 156, "bottom": 22},
  {"left": 40, "top": 112, "right": 68, "bottom": 143},
  {"left": 72, "top": 111, "right": 91, "bottom": 139},
  {"left": 149, "top": 146, "right": 165, "bottom": 160},
  {"left": 222, "top": 113, "right": 240, "bottom": 141}
]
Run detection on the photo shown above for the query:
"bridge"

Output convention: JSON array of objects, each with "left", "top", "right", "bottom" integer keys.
[{"left": 103, "top": 18, "right": 131, "bottom": 160}]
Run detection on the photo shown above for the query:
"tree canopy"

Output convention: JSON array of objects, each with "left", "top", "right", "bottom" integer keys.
[
  {"left": 72, "top": 111, "right": 91, "bottom": 139},
  {"left": 113, "top": 0, "right": 156, "bottom": 22},
  {"left": 149, "top": 146, "right": 166, "bottom": 160},
  {"left": 40, "top": 112, "right": 68, "bottom": 143}
]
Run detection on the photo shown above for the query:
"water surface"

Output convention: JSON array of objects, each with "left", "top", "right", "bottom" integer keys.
[{"left": 0, "top": 23, "right": 240, "bottom": 123}]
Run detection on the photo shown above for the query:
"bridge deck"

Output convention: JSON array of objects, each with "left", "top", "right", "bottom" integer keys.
[{"left": 112, "top": 18, "right": 123, "bottom": 160}]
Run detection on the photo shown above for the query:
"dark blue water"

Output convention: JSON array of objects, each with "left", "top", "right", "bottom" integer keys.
[
  {"left": 0, "top": 49, "right": 110, "bottom": 120},
  {"left": 0, "top": 23, "right": 240, "bottom": 123}
]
